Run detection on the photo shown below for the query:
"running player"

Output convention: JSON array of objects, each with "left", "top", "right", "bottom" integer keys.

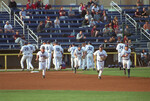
[
  {"left": 52, "top": 42, "right": 63, "bottom": 70},
  {"left": 93, "top": 45, "right": 107, "bottom": 79},
  {"left": 18, "top": 42, "right": 30, "bottom": 71},
  {"left": 116, "top": 40, "right": 125, "bottom": 70},
  {"left": 40, "top": 41, "right": 46, "bottom": 49},
  {"left": 74, "top": 45, "right": 84, "bottom": 73},
  {"left": 36, "top": 46, "right": 48, "bottom": 78},
  {"left": 28, "top": 42, "right": 36, "bottom": 70},
  {"left": 121, "top": 45, "right": 131, "bottom": 78},
  {"left": 68, "top": 43, "right": 77, "bottom": 70},
  {"left": 85, "top": 41, "right": 94, "bottom": 70},
  {"left": 81, "top": 42, "right": 87, "bottom": 70},
  {"left": 45, "top": 41, "right": 53, "bottom": 70}
]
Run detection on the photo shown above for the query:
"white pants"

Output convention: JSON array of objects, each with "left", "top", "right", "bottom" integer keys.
[
  {"left": 97, "top": 61, "right": 104, "bottom": 77},
  {"left": 82, "top": 56, "right": 87, "bottom": 69},
  {"left": 118, "top": 53, "right": 122, "bottom": 63},
  {"left": 74, "top": 57, "right": 82, "bottom": 68},
  {"left": 87, "top": 54, "right": 94, "bottom": 69},
  {"left": 46, "top": 53, "right": 52, "bottom": 69},
  {"left": 29, "top": 55, "right": 34, "bottom": 69},
  {"left": 97, "top": 61, "right": 104, "bottom": 71},
  {"left": 71, "top": 57, "right": 75, "bottom": 69},
  {"left": 20, "top": 55, "right": 29, "bottom": 69},
  {"left": 122, "top": 59, "right": 130, "bottom": 69},
  {"left": 39, "top": 61, "right": 46, "bottom": 76},
  {"left": 54, "top": 56, "right": 62, "bottom": 70}
]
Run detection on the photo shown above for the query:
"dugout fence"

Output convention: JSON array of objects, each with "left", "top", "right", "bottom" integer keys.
[{"left": 0, "top": 52, "right": 137, "bottom": 71}]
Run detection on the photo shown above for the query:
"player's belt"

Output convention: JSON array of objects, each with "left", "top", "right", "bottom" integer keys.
[
  {"left": 98, "top": 60, "right": 104, "bottom": 62},
  {"left": 39, "top": 61, "right": 46, "bottom": 62},
  {"left": 24, "top": 53, "right": 30, "bottom": 55},
  {"left": 123, "top": 59, "right": 129, "bottom": 60}
]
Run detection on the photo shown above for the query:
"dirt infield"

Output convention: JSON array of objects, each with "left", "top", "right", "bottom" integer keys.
[{"left": 0, "top": 71, "right": 150, "bottom": 92}]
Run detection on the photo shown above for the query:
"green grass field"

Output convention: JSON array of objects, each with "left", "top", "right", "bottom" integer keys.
[
  {"left": 0, "top": 67, "right": 150, "bottom": 101},
  {"left": 82, "top": 67, "right": 150, "bottom": 78},
  {"left": 0, "top": 90, "right": 150, "bottom": 101}
]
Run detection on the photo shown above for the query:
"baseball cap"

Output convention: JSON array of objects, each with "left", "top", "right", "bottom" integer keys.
[
  {"left": 6, "top": 21, "right": 9, "bottom": 23},
  {"left": 47, "top": 41, "right": 50, "bottom": 44},
  {"left": 125, "top": 44, "right": 128, "bottom": 47},
  {"left": 41, "top": 46, "right": 45, "bottom": 49},
  {"left": 99, "top": 44, "right": 103, "bottom": 48},
  {"left": 42, "top": 41, "right": 46, "bottom": 43},
  {"left": 24, "top": 42, "right": 28, "bottom": 45},
  {"left": 78, "top": 45, "right": 81, "bottom": 48},
  {"left": 88, "top": 41, "right": 91, "bottom": 44}
]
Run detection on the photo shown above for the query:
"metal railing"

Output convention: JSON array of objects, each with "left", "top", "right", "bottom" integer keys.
[
  {"left": 1, "top": 1, "right": 11, "bottom": 21},
  {"left": 110, "top": 1, "right": 122, "bottom": 22},
  {"left": 27, "top": 27, "right": 39, "bottom": 49},
  {"left": 14, "top": 13, "right": 39, "bottom": 48},
  {"left": 125, "top": 14, "right": 138, "bottom": 35},
  {"left": 125, "top": 14, "right": 137, "bottom": 28},
  {"left": 14, "top": 14, "right": 25, "bottom": 35},
  {"left": 140, "top": 28, "right": 150, "bottom": 40}
]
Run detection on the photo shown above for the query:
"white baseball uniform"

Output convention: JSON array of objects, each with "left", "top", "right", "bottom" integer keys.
[
  {"left": 37, "top": 51, "right": 48, "bottom": 76},
  {"left": 85, "top": 45, "right": 94, "bottom": 69},
  {"left": 20, "top": 45, "right": 30, "bottom": 70},
  {"left": 45, "top": 44, "right": 53, "bottom": 70},
  {"left": 82, "top": 46, "right": 87, "bottom": 69},
  {"left": 53, "top": 45, "right": 63, "bottom": 70},
  {"left": 74, "top": 48, "right": 84, "bottom": 69},
  {"left": 94, "top": 50, "right": 107, "bottom": 77},
  {"left": 28, "top": 44, "right": 36, "bottom": 70},
  {"left": 116, "top": 43, "right": 125, "bottom": 63},
  {"left": 68, "top": 46, "right": 77, "bottom": 69},
  {"left": 121, "top": 48, "right": 131, "bottom": 69}
]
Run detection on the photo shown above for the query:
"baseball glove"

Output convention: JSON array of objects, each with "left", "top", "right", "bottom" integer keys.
[{"left": 101, "top": 57, "right": 106, "bottom": 61}]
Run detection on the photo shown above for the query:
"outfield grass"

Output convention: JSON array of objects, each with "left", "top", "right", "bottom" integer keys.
[
  {"left": 0, "top": 67, "right": 150, "bottom": 78},
  {"left": 82, "top": 67, "right": 150, "bottom": 78},
  {"left": 0, "top": 90, "right": 150, "bottom": 101}
]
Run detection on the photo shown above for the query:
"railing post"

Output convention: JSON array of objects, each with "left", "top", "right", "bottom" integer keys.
[
  {"left": 1, "top": 2, "right": 2, "bottom": 10},
  {"left": 9, "top": 11, "right": 11, "bottom": 22},
  {"left": 134, "top": 52, "right": 137, "bottom": 67},
  {"left": 14, "top": 14, "right": 16, "bottom": 27},
  {"left": 23, "top": 25, "right": 25, "bottom": 35},
  {"left": 5, "top": 55, "right": 7, "bottom": 71}
]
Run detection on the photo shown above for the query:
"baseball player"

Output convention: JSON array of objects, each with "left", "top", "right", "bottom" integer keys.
[
  {"left": 28, "top": 42, "right": 36, "bottom": 70},
  {"left": 85, "top": 41, "right": 95, "bottom": 70},
  {"left": 45, "top": 41, "right": 53, "bottom": 70},
  {"left": 93, "top": 45, "right": 107, "bottom": 79},
  {"left": 74, "top": 45, "right": 84, "bottom": 73},
  {"left": 36, "top": 46, "right": 48, "bottom": 78},
  {"left": 40, "top": 41, "right": 46, "bottom": 50},
  {"left": 81, "top": 42, "right": 87, "bottom": 70},
  {"left": 68, "top": 43, "right": 77, "bottom": 70},
  {"left": 121, "top": 45, "right": 131, "bottom": 78},
  {"left": 52, "top": 42, "right": 63, "bottom": 70},
  {"left": 18, "top": 42, "right": 30, "bottom": 71},
  {"left": 116, "top": 40, "right": 125, "bottom": 70}
]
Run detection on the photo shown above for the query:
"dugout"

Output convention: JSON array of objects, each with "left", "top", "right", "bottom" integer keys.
[{"left": 0, "top": 48, "right": 136, "bottom": 70}]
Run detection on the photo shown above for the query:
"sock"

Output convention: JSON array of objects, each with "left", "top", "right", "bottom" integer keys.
[
  {"left": 42, "top": 69, "right": 46, "bottom": 76},
  {"left": 127, "top": 69, "right": 130, "bottom": 77},
  {"left": 98, "top": 70, "right": 102, "bottom": 77}
]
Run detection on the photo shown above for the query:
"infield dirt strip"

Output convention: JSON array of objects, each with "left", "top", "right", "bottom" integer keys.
[{"left": 0, "top": 71, "right": 150, "bottom": 92}]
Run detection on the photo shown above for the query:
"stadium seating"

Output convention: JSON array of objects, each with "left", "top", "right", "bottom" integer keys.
[{"left": 0, "top": 3, "right": 149, "bottom": 52}]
